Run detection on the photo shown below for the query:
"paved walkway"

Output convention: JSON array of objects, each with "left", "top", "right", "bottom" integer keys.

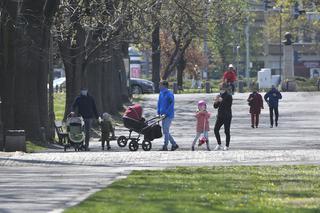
[{"left": 1, "top": 92, "right": 320, "bottom": 212}]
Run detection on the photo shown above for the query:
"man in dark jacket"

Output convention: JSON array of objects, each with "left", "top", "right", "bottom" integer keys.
[
  {"left": 213, "top": 83, "right": 233, "bottom": 151},
  {"left": 264, "top": 85, "right": 282, "bottom": 128},
  {"left": 71, "top": 88, "right": 99, "bottom": 150}
]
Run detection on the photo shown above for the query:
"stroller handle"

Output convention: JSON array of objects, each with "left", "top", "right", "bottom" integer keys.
[
  {"left": 144, "top": 115, "right": 166, "bottom": 130},
  {"left": 68, "top": 112, "right": 77, "bottom": 118},
  {"left": 146, "top": 115, "right": 166, "bottom": 123}
]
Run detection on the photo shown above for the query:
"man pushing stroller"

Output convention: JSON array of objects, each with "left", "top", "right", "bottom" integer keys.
[{"left": 71, "top": 88, "right": 99, "bottom": 151}]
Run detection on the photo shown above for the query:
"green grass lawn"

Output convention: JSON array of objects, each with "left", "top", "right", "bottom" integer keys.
[
  {"left": 54, "top": 93, "right": 66, "bottom": 121},
  {"left": 65, "top": 166, "right": 320, "bottom": 213},
  {"left": 26, "top": 141, "right": 46, "bottom": 153}
]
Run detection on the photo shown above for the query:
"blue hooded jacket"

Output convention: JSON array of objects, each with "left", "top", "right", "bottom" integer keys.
[
  {"left": 157, "top": 88, "right": 174, "bottom": 118},
  {"left": 264, "top": 88, "right": 282, "bottom": 108}
]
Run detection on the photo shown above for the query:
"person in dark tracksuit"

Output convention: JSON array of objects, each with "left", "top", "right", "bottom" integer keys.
[
  {"left": 71, "top": 89, "right": 99, "bottom": 151},
  {"left": 264, "top": 85, "right": 282, "bottom": 128},
  {"left": 213, "top": 83, "right": 233, "bottom": 151}
]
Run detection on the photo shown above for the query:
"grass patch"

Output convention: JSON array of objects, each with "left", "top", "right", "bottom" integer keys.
[
  {"left": 65, "top": 166, "right": 320, "bottom": 213},
  {"left": 295, "top": 77, "right": 319, "bottom": 92},
  {"left": 26, "top": 141, "right": 46, "bottom": 153},
  {"left": 54, "top": 93, "right": 66, "bottom": 121}
]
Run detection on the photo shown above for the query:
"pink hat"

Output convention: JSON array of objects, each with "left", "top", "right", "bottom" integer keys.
[{"left": 198, "top": 100, "right": 207, "bottom": 108}]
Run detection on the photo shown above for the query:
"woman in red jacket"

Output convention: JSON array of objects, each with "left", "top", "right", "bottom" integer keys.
[{"left": 247, "top": 88, "right": 264, "bottom": 128}]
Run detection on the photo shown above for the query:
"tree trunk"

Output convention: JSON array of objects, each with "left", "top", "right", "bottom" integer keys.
[
  {"left": 48, "top": 35, "right": 55, "bottom": 141},
  {"left": 87, "top": 62, "right": 103, "bottom": 115},
  {"left": 177, "top": 57, "right": 186, "bottom": 90},
  {"left": 152, "top": 22, "right": 161, "bottom": 93},
  {"left": 162, "top": 38, "right": 192, "bottom": 80},
  {"left": 120, "top": 41, "right": 130, "bottom": 102},
  {"left": 0, "top": 0, "right": 59, "bottom": 141},
  {"left": 59, "top": 39, "right": 85, "bottom": 120}
]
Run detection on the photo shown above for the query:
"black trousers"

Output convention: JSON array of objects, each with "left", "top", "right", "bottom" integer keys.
[
  {"left": 214, "top": 115, "right": 232, "bottom": 147},
  {"left": 84, "top": 118, "right": 92, "bottom": 148},
  {"left": 269, "top": 107, "right": 279, "bottom": 126}
]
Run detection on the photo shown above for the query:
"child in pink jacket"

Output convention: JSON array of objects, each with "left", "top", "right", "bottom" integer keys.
[{"left": 192, "top": 100, "right": 211, "bottom": 151}]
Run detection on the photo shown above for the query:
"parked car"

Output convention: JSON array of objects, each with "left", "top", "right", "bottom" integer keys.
[
  {"left": 130, "top": 78, "right": 154, "bottom": 94},
  {"left": 53, "top": 77, "right": 66, "bottom": 88}
]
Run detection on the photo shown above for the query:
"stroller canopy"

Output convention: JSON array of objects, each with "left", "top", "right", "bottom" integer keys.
[
  {"left": 67, "top": 116, "right": 82, "bottom": 125},
  {"left": 123, "top": 104, "right": 143, "bottom": 121}
]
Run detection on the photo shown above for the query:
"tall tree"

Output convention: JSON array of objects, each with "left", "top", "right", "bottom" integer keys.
[
  {"left": 207, "top": 0, "right": 247, "bottom": 73},
  {"left": 0, "top": 0, "right": 59, "bottom": 141},
  {"left": 54, "top": 0, "right": 135, "bottom": 118},
  {"left": 160, "top": 0, "right": 206, "bottom": 81}
]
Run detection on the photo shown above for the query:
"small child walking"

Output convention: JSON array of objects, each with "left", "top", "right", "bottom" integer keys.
[
  {"left": 100, "top": 112, "right": 115, "bottom": 150},
  {"left": 192, "top": 100, "right": 211, "bottom": 151}
]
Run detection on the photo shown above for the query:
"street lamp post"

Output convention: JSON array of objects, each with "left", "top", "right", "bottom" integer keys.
[
  {"left": 203, "top": 0, "right": 210, "bottom": 81},
  {"left": 245, "top": 18, "right": 250, "bottom": 83},
  {"left": 236, "top": 45, "right": 240, "bottom": 74},
  {"left": 279, "top": 5, "right": 283, "bottom": 81}
]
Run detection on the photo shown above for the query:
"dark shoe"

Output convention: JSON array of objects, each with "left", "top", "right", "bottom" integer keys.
[
  {"left": 270, "top": 125, "right": 273, "bottom": 128},
  {"left": 160, "top": 145, "right": 168, "bottom": 151},
  {"left": 251, "top": 125, "right": 254, "bottom": 128},
  {"left": 255, "top": 126, "right": 258, "bottom": 128},
  {"left": 275, "top": 123, "right": 278, "bottom": 127},
  {"left": 191, "top": 146, "right": 195, "bottom": 151},
  {"left": 107, "top": 146, "right": 111, "bottom": 150},
  {"left": 102, "top": 146, "right": 105, "bottom": 150},
  {"left": 171, "top": 144, "right": 179, "bottom": 151}
]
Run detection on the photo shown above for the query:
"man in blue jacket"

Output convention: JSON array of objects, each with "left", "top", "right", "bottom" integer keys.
[
  {"left": 157, "top": 80, "right": 179, "bottom": 151},
  {"left": 264, "top": 85, "right": 282, "bottom": 128},
  {"left": 71, "top": 88, "right": 99, "bottom": 151}
]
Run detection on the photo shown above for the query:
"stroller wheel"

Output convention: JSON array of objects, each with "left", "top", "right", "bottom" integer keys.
[
  {"left": 142, "top": 140, "right": 152, "bottom": 151},
  {"left": 117, "top": 136, "right": 128, "bottom": 147},
  {"left": 128, "top": 140, "right": 139, "bottom": 151}
]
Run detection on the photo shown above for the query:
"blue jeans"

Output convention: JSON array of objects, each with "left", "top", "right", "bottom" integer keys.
[
  {"left": 162, "top": 117, "right": 176, "bottom": 146},
  {"left": 192, "top": 131, "right": 209, "bottom": 147}
]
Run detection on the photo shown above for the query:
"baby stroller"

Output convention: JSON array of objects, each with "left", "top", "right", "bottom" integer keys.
[
  {"left": 64, "top": 116, "right": 85, "bottom": 152},
  {"left": 117, "top": 104, "right": 164, "bottom": 151}
]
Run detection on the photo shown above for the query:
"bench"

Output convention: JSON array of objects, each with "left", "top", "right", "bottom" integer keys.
[{"left": 54, "top": 121, "right": 68, "bottom": 144}]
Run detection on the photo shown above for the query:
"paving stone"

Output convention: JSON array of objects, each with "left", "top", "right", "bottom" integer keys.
[{"left": 1, "top": 92, "right": 320, "bottom": 212}]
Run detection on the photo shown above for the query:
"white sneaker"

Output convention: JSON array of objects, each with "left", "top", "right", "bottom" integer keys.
[
  {"left": 214, "top": 145, "right": 222, "bottom": 151},
  {"left": 223, "top": 146, "right": 229, "bottom": 151}
]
